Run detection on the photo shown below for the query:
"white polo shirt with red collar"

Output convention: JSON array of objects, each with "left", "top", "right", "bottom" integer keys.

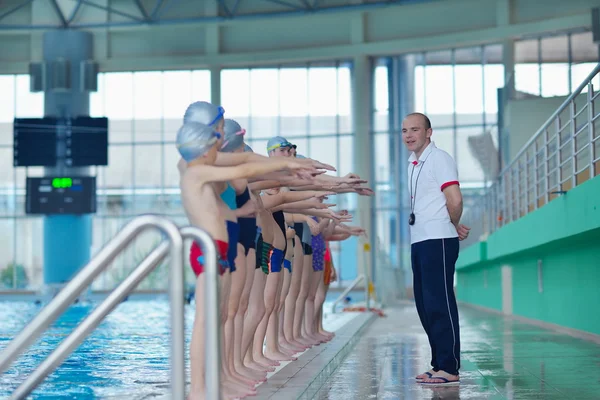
[{"left": 407, "top": 141, "right": 459, "bottom": 244}]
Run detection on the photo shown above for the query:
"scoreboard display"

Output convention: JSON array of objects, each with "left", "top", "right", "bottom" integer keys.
[
  {"left": 13, "top": 118, "right": 58, "bottom": 167},
  {"left": 26, "top": 176, "right": 96, "bottom": 215},
  {"left": 13, "top": 116, "right": 108, "bottom": 167}
]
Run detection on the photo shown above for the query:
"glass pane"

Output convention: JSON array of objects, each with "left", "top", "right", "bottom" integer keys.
[
  {"left": 192, "top": 70, "right": 211, "bottom": 103},
  {"left": 109, "top": 120, "right": 132, "bottom": 143},
  {"left": 515, "top": 39, "right": 539, "bottom": 64},
  {"left": 280, "top": 68, "right": 308, "bottom": 135},
  {"left": 90, "top": 72, "right": 105, "bottom": 117},
  {"left": 105, "top": 72, "right": 134, "bottom": 120},
  {"left": 307, "top": 136, "right": 337, "bottom": 168},
  {"left": 374, "top": 209, "right": 397, "bottom": 266},
  {"left": 135, "top": 119, "right": 162, "bottom": 142},
  {"left": 15, "top": 75, "right": 43, "bottom": 118},
  {"left": 165, "top": 144, "right": 181, "bottom": 189},
  {"left": 0, "top": 75, "right": 15, "bottom": 123},
  {"left": 541, "top": 63, "right": 570, "bottom": 97},
  {"left": 247, "top": 139, "right": 268, "bottom": 156},
  {"left": 431, "top": 128, "right": 455, "bottom": 159},
  {"left": 374, "top": 65, "right": 390, "bottom": 132},
  {"left": 571, "top": 31, "right": 598, "bottom": 63},
  {"left": 163, "top": 71, "right": 193, "bottom": 119},
  {"left": 133, "top": 72, "right": 163, "bottom": 142},
  {"left": 374, "top": 65, "right": 389, "bottom": 113},
  {"left": 374, "top": 133, "right": 390, "bottom": 183},
  {"left": 456, "top": 126, "right": 487, "bottom": 183},
  {"left": 135, "top": 145, "right": 163, "bottom": 187},
  {"left": 424, "top": 51, "right": 454, "bottom": 115},
  {"left": 105, "top": 145, "right": 132, "bottom": 187},
  {"left": 541, "top": 34, "right": 568, "bottom": 63},
  {"left": 164, "top": 118, "right": 181, "bottom": 143},
  {"left": 0, "top": 75, "right": 15, "bottom": 144},
  {"left": 0, "top": 219, "right": 15, "bottom": 288},
  {"left": 455, "top": 65, "right": 484, "bottom": 124},
  {"left": 515, "top": 64, "right": 540, "bottom": 96},
  {"left": 221, "top": 69, "right": 250, "bottom": 118},
  {"left": 289, "top": 138, "right": 308, "bottom": 157},
  {"left": 309, "top": 67, "right": 337, "bottom": 135},
  {"left": 483, "top": 63, "right": 504, "bottom": 116},
  {"left": 338, "top": 135, "right": 354, "bottom": 178},
  {"left": 414, "top": 65, "right": 425, "bottom": 114},
  {"left": 0, "top": 148, "right": 13, "bottom": 187},
  {"left": 338, "top": 67, "right": 352, "bottom": 134},
  {"left": 571, "top": 62, "right": 599, "bottom": 94},
  {"left": 250, "top": 69, "right": 279, "bottom": 138},
  {"left": 134, "top": 71, "right": 164, "bottom": 120}
]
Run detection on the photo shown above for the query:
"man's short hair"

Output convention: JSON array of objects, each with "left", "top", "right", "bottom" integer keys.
[{"left": 406, "top": 112, "right": 432, "bottom": 130}]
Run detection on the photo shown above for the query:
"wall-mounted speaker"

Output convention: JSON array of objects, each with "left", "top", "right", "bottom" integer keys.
[
  {"left": 29, "top": 62, "right": 45, "bottom": 92},
  {"left": 50, "top": 59, "right": 71, "bottom": 91},
  {"left": 593, "top": 8, "right": 600, "bottom": 44},
  {"left": 80, "top": 60, "right": 99, "bottom": 92}
]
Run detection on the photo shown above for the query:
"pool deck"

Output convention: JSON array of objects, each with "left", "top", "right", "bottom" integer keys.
[{"left": 312, "top": 302, "right": 600, "bottom": 399}]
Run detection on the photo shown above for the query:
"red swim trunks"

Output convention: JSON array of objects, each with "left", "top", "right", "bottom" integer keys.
[
  {"left": 324, "top": 242, "right": 334, "bottom": 285},
  {"left": 189, "top": 240, "right": 229, "bottom": 276}
]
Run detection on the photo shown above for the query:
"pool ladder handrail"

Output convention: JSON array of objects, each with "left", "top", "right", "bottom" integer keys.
[{"left": 0, "top": 215, "right": 221, "bottom": 400}]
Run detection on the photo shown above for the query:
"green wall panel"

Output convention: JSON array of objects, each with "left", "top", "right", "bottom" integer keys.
[{"left": 455, "top": 176, "right": 600, "bottom": 335}]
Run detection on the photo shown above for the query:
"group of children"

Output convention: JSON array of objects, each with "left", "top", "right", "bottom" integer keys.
[{"left": 176, "top": 101, "right": 373, "bottom": 400}]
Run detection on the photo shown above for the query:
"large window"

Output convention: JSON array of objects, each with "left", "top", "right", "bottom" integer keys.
[
  {"left": 89, "top": 69, "right": 211, "bottom": 290},
  {"left": 0, "top": 75, "right": 45, "bottom": 289},
  {"left": 514, "top": 31, "right": 599, "bottom": 98},
  {"left": 221, "top": 63, "right": 356, "bottom": 281}
]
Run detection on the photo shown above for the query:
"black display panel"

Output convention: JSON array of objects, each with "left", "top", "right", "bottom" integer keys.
[
  {"left": 13, "top": 118, "right": 58, "bottom": 167},
  {"left": 66, "top": 117, "right": 109, "bottom": 166},
  {"left": 26, "top": 176, "right": 97, "bottom": 215}
]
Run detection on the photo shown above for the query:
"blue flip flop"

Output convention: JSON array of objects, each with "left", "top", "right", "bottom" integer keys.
[
  {"left": 415, "top": 372, "right": 433, "bottom": 381},
  {"left": 420, "top": 376, "right": 460, "bottom": 386}
]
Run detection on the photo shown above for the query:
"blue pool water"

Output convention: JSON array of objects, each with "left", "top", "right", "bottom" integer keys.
[
  {"left": 0, "top": 292, "right": 363, "bottom": 399},
  {"left": 0, "top": 298, "right": 193, "bottom": 399}
]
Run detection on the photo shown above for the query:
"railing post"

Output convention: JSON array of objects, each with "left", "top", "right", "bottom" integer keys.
[
  {"left": 555, "top": 119, "right": 561, "bottom": 194},
  {"left": 570, "top": 99, "right": 577, "bottom": 188},
  {"left": 544, "top": 129, "right": 549, "bottom": 205},
  {"left": 533, "top": 140, "right": 539, "bottom": 210},
  {"left": 588, "top": 82, "right": 596, "bottom": 179},
  {"left": 179, "top": 227, "right": 221, "bottom": 400}
]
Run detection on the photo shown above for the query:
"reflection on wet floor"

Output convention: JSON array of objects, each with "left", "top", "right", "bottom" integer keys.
[{"left": 313, "top": 303, "right": 600, "bottom": 399}]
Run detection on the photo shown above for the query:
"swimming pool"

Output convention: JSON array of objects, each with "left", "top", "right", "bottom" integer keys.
[
  {"left": 0, "top": 293, "right": 361, "bottom": 399},
  {"left": 0, "top": 298, "right": 193, "bottom": 399}
]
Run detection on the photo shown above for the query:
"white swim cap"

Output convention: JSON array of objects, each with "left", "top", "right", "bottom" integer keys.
[
  {"left": 176, "top": 122, "right": 220, "bottom": 162},
  {"left": 221, "top": 119, "right": 246, "bottom": 152},
  {"left": 183, "top": 101, "right": 225, "bottom": 127}
]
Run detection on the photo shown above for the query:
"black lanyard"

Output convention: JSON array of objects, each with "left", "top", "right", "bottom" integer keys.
[{"left": 408, "top": 154, "right": 431, "bottom": 226}]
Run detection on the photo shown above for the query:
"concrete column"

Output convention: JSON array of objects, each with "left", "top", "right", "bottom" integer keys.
[
  {"left": 42, "top": 30, "right": 94, "bottom": 286},
  {"left": 210, "top": 66, "right": 222, "bottom": 106},
  {"left": 390, "top": 55, "right": 416, "bottom": 286},
  {"left": 389, "top": 55, "right": 415, "bottom": 291},
  {"left": 352, "top": 55, "right": 374, "bottom": 283}
]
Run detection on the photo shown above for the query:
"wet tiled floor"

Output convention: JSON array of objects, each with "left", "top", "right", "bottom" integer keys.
[{"left": 313, "top": 303, "right": 600, "bottom": 399}]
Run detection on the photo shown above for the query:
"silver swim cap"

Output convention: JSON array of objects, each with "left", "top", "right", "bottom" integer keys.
[
  {"left": 176, "top": 122, "right": 220, "bottom": 162},
  {"left": 183, "top": 101, "right": 225, "bottom": 127},
  {"left": 221, "top": 119, "right": 246, "bottom": 152}
]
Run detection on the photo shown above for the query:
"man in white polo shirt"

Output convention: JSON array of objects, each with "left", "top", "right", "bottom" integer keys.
[{"left": 402, "top": 112, "right": 470, "bottom": 386}]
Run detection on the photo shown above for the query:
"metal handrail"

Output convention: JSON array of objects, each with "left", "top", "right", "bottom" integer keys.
[
  {"left": 180, "top": 226, "right": 220, "bottom": 399},
  {"left": 0, "top": 215, "right": 219, "bottom": 400},
  {"left": 500, "top": 63, "right": 600, "bottom": 178},
  {"left": 331, "top": 239, "right": 371, "bottom": 313},
  {"left": 472, "top": 63, "right": 600, "bottom": 235}
]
